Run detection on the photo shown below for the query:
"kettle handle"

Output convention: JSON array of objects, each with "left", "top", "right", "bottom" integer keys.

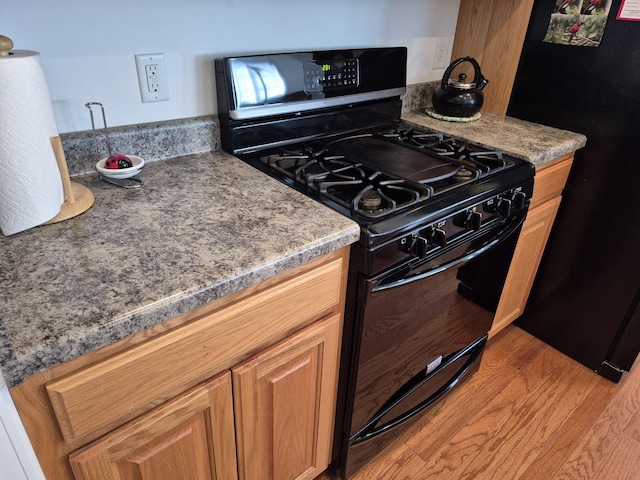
[{"left": 441, "top": 57, "right": 488, "bottom": 90}]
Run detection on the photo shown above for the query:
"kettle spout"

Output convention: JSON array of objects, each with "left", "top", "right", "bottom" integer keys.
[{"left": 478, "top": 76, "right": 489, "bottom": 91}]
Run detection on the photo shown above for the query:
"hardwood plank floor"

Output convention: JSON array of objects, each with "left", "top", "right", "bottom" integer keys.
[{"left": 318, "top": 325, "right": 640, "bottom": 480}]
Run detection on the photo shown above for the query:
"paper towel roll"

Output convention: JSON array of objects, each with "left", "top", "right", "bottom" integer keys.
[{"left": 0, "top": 50, "right": 63, "bottom": 236}]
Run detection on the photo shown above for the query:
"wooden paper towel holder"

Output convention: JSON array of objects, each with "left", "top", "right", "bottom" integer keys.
[{"left": 44, "top": 136, "right": 94, "bottom": 224}]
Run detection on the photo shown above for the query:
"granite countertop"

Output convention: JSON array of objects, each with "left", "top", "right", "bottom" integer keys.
[
  {"left": 403, "top": 111, "right": 587, "bottom": 166},
  {"left": 0, "top": 151, "right": 360, "bottom": 388}
]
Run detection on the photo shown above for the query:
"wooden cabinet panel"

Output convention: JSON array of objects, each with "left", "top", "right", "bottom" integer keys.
[
  {"left": 233, "top": 314, "right": 341, "bottom": 480},
  {"left": 529, "top": 154, "right": 573, "bottom": 209},
  {"left": 46, "top": 257, "right": 343, "bottom": 443},
  {"left": 490, "top": 155, "right": 574, "bottom": 336},
  {"left": 452, "top": 0, "right": 535, "bottom": 115},
  {"left": 69, "top": 371, "right": 237, "bottom": 480},
  {"left": 491, "top": 196, "right": 562, "bottom": 336}
]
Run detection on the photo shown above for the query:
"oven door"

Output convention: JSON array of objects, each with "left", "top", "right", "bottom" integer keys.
[{"left": 341, "top": 213, "right": 525, "bottom": 478}]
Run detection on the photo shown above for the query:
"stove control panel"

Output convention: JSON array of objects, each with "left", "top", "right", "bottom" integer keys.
[
  {"left": 487, "top": 188, "right": 528, "bottom": 218},
  {"left": 403, "top": 218, "right": 470, "bottom": 260},
  {"left": 453, "top": 209, "right": 483, "bottom": 231},
  {"left": 304, "top": 58, "right": 359, "bottom": 93},
  {"left": 407, "top": 226, "right": 447, "bottom": 257},
  {"left": 393, "top": 188, "right": 528, "bottom": 264}
]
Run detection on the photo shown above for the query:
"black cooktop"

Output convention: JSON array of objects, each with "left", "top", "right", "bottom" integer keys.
[{"left": 256, "top": 126, "right": 517, "bottom": 221}]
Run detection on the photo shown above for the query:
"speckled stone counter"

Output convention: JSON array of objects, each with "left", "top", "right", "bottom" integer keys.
[
  {"left": 0, "top": 151, "right": 360, "bottom": 388},
  {"left": 403, "top": 110, "right": 586, "bottom": 166}
]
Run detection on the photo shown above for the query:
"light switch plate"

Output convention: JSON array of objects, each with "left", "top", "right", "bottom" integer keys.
[{"left": 135, "top": 53, "right": 169, "bottom": 103}]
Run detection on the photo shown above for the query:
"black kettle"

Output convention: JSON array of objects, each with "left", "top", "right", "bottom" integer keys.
[{"left": 432, "top": 57, "right": 488, "bottom": 118}]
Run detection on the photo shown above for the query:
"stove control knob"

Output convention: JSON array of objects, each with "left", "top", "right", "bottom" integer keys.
[
  {"left": 430, "top": 228, "right": 447, "bottom": 247},
  {"left": 512, "top": 191, "right": 527, "bottom": 210},
  {"left": 497, "top": 198, "right": 512, "bottom": 217},
  {"left": 467, "top": 211, "right": 482, "bottom": 231},
  {"left": 410, "top": 236, "right": 429, "bottom": 258}
]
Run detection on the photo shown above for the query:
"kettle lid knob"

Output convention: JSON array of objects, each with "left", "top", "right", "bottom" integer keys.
[
  {"left": 0, "top": 35, "right": 13, "bottom": 56},
  {"left": 448, "top": 72, "right": 475, "bottom": 90}
]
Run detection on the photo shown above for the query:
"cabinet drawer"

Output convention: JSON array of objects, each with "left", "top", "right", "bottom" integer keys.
[
  {"left": 530, "top": 154, "right": 573, "bottom": 209},
  {"left": 46, "top": 256, "right": 344, "bottom": 443}
]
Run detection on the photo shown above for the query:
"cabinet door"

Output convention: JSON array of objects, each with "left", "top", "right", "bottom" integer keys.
[
  {"left": 491, "top": 197, "right": 562, "bottom": 336},
  {"left": 233, "top": 314, "right": 341, "bottom": 480},
  {"left": 68, "top": 372, "right": 237, "bottom": 480}
]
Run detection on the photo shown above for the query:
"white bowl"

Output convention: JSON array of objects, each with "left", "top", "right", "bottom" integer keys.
[{"left": 96, "top": 155, "right": 145, "bottom": 179}]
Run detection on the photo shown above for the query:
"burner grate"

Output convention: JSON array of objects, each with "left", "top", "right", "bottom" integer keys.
[
  {"left": 257, "top": 126, "right": 515, "bottom": 220},
  {"left": 404, "top": 131, "right": 508, "bottom": 176},
  {"left": 260, "top": 148, "right": 432, "bottom": 218}
]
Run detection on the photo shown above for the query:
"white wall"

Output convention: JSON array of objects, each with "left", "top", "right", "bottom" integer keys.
[
  {"left": 2, "top": 0, "right": 460, "bottom": 133},
  {"left": 0, "top": 374, "right": 46, "bottom": 480}
]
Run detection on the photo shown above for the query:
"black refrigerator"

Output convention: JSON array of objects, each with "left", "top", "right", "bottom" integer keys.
[{"left": 508, "top": 0, "right": 640, "bottom": 382}]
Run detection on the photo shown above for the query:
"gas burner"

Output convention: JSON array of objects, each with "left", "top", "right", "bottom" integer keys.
[
  {"left": 318, "top": 168, "right": 432, "bottom": 218},
  {"left": 358, "top": 189, "right": 383, "bottom": 211},
  {"left": 455, "top": 167, "right": 475, "bottom": 178}
]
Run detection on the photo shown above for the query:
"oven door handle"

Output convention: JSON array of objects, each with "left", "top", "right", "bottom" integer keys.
[
  {"left": 350, "top": 335, "right": 487, "bottom": 445},
  {"left": 374, "top": 214, "right": 525, "bottom": 292}
]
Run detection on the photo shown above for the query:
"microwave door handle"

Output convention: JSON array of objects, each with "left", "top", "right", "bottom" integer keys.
[{"left": 350, "top": 336, "right": 486, "bottom": 445}]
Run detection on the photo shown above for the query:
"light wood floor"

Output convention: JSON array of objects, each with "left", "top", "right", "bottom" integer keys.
[{"left": 319, "top": 325, "right": 640, "bottom": 480}]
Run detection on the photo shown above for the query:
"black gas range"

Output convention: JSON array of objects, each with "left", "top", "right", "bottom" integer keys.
[{"left": 216, "top": 47, "right": 534, "bottom": 478}]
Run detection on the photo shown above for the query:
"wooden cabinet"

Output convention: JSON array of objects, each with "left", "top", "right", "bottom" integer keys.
[
  {"left": 490, "top": 154, "right": 574, "bottom": 336},
  {"left": 491, "top": 197, "right": 561, "bottom": 334},
  {"left": 10, "top": 248, "right": 349, "bottom": 480},
  {"left": 233, "top": 314, "right": 340, "bottom": 480},
  {"left": 68, "top": 314, "right": 341, "bottom": 480},
  {"left": 69, "top": 372, "right": 237, "bottom": 480},
  {"left": 451, "top": 0, "right": 535, "bottom": 115}
]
